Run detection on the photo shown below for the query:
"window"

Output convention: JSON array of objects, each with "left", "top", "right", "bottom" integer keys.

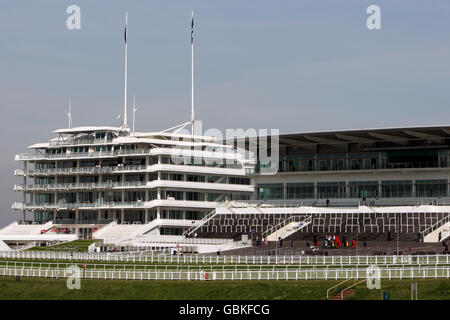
[
  {"left": 318, "top": 182, "right": 346, "bottom": 199},
  {"left": 149, "top": 191, "right": 157, "bottom": 200},
  {"left": 382, "top": 180, "right": 412, "bottom": 198},
  {"left": 317, "top": 155, "right": 330, "bottom": 171},
  {"left": 207, "top": 176, "right": 222, "bottom": 183},
  {"left": 287, "top": 183, "right": 314, "bottom": 199},
  {"left": 187, "top": 175, "right": 205, "bottom": 182},
  {"left": 332, "top": 159, "right": 345, "bottom": 171},
  {"left": 80, "top": 176, "right": 97, "bottom": 183},
  {"left": 350, "top": 154, "right": 363, "bottom": 170},
  {"left": 73, "top": 146, "right": 88, "bottom": 153},
  {"left": 95, "top": 146, "right": 111, "bottom": 152},
  {"left": 36, "top": 177, "right": 54, "bottom": 185},
  {"left": 416, "top": 180, "right": 447, "bottom": 197},
  {"left": 257, "top": 184, "right": 284, "bottom": 200},
  {"left": 165, "top": 190, "right": 183, "bottom": 200},
  {"left": 230, "top": 193, "right": 251, "bottom": 201},
  {"left": 186, "top": 192, "right": 204, "bottom": 201},
  {"left": 349, "top": 181, "right": 378, "bottom": 198},
  {"left": 364, "top": 153, "right": 378, "bottom": 170},
  {"left": 125, "top": 191, "right": 145, "bottom": 202},
  {"left": 168, "top": 210, "right": 183, "bottom": 219},
  {"left": 170, "top": 173, "right": 184, "bottom": 181},
  {"left": 207, "top": 193, "right": 225, "bottom": 202},
  {"left": 186, "top": 211, "right": 204, "bottom": 220},
  {"left": 384, "top": 149, "right": 438, "bottom": 169},
  {"left": 229, "top": 177, "right": 251, "bottom": 185}
]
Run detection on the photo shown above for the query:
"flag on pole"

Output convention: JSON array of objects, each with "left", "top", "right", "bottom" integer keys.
[
  {"left": 124, "top": 25, "right": 127, "bottom": 43},
  {"left": 191, "top": 12, "right": 194, "bottom": 44}
]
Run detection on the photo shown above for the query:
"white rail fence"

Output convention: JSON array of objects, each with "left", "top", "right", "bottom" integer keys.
[
  {"left": 1, "top": 266, "right": 450, "bottom": 281},
  {"left": 0, "top": 251, "right": 450, "bottom": 266}
]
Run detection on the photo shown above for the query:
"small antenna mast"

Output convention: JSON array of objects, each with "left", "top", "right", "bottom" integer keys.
[
  {"left": 66, "top": 97, "right": 73, "bottom": 129},
  {"left": 132, "top": 95, "right": 138, "bottom": 135}
]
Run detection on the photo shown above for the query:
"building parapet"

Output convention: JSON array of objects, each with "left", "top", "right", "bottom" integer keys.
[
  {"left": 15, "top": 180, "right": 254, "bottom": 193},
  {"left": 21, "top": 164, "right": 247, "bottom": 177},
  {"left": 15, "top": 147, "right": 248, "bottom": 162}
]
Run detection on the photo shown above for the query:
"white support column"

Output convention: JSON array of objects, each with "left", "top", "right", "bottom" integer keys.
[
  {"left": 346, "top": 175, "right": 350, "bottom": 199},
  {"left": 23, "top": 161, "right": 27, "bottom": 222},
  {"left": 314, "top": 180, "right": 318, "bottom": 199},
  {"left": 378, "top": 178, "right": 382, "bottom": 198}
]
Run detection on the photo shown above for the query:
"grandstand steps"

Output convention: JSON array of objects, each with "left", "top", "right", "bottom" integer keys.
[
  {"left": 213, "top": 240, "right": 444, "bottom": 256},
  {"left": 330, "top": 289, "right": 357, "bottom": 300},
  {"left": 0, "top": 240, "right": 11, "bottom": 251},
  {"left": 264, "top": 216, "right": 311, "bottom": 241},
  {"left": 424, "top": 221, "right": 450, "bottom": 243}
]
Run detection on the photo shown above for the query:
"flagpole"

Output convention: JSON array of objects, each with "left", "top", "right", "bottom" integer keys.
[
  {"left": 123, "top": 12, "right": 128, "bottom": 128},
  {"left": 191, "top": 11, "right": 195, "bottom": 136}
]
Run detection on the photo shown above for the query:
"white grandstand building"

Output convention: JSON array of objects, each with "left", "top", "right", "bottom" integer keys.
[{"left": 7, "top": 125, "right": 255, "bottom": 252}]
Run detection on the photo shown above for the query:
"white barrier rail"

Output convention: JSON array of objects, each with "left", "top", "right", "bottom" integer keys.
[
  {"left": 1, "top": 266, "right": 450, "bottom": 281},
  {"left": 0, "top": 251, "right": 450, "bottom": 266}
]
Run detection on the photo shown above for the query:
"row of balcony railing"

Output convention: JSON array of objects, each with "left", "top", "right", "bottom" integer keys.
[
  {"left": 273, "top": 161, "right": 443, "bottom": 173},
  {"left": 16, "top": 147, "right": 247, "bottom": 161},
  {"left": 48, "top": 138, "right": 113, "bottom": 147},
  {"left": 12, "top": 201, "right": 145, "bottom": 210},
  {"left": 23, "top": 165, "right": 147, "bottom": 176},
  {"left": 17, "top": 149, "right": 150, "bottom": 160},
  {"left": 15, "top": 163, "right": 244, "bottom": 177},
  {"left": 15, "top": 181, "right": 147, "bottom": 191},
  {"left": 14, "top": 178, "right": 253, "bottom": 192},
  {"left": 52, "top": 219, "right": 114, "bottom": 225}
]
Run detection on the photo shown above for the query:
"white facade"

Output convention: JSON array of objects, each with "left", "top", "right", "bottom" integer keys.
[{"left": 13, "top": 126, "right": 255, "bottom": 240}]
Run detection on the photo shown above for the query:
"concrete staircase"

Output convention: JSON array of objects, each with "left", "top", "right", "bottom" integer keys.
[
  {"left": 423, "top": 215, "right": 450, "bottom": 243},
  {"left": 263, "top": 216, "right": 312, "bottom": 241},
  {"left": 0, "top": 240, "right": 11, "bottom": 251}
]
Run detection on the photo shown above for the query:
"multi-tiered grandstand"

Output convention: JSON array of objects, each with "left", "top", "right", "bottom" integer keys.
[
  {"left": 9, "top": 126, "right": 255, "bottom": 252},
  {"left": 5, "top": 125, "right": 450, "bottom": 253}
]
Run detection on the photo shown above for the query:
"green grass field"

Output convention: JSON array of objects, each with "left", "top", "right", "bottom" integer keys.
[
  {"left": 0, "top": 277, "right": 449, "bottom": 300},
  {"left": 27, "top": 240, "right": 98, "bottom": 252}
]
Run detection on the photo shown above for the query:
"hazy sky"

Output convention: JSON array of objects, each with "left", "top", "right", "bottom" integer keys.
[{"left": 1, "top": 1, "right": 450, "bottom": 226}]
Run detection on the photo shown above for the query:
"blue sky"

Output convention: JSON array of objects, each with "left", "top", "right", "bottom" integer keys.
[{"left": 1, "top": 0, "right": 450, "bottom": 225}]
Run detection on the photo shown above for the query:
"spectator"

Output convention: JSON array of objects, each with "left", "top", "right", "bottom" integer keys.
[
  {"left": 279, "top": 237, "right": 283, "bottom": 248},
  {"left": 439, "top": 232, "right": 442, "bottom": 242},
  {"left": 443, "top": 240, "right": 449, "bottom": 254},
  {"left": 290, "top": 239, "right": 294, "bottom": 248}
]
